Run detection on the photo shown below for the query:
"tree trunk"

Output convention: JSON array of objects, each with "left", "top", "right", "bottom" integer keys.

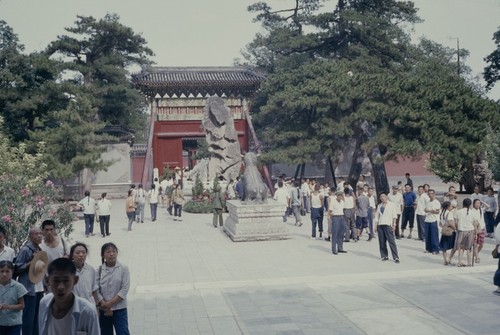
[
  {"left": 324, "top": 155, "right": 337, "bottom": 188},
  {"left": 347, "top": 137, "right": 364, "bottom": 188},
  {"left": 367, "top": 145, "right": 389, "bottom": 197},
  {"left": 80, "top": 168, "right": 93, "bottom": 197}
]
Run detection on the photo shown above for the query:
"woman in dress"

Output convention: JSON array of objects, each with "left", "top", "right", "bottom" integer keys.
[
  {"left": 455, "top": 198, "right": 475, "bottom": 267},
  {"left": 125, "top": 190, "right": 136, "bottom": 231},
  {"left": 438, "top": 201, "right": 456, "bottom": 265},
  {"left": 70, "top": 242, "right": 97, "bottom": 305},
  {"left": 472, "top": 198, "right": 486, "bottom": 263},
  {"left": 96, "top": 243, "right": 130, "bottom": 335}
]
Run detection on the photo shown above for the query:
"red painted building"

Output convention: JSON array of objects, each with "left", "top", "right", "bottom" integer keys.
[{"left": 132, "top": 67, "right": 264, "bottom": 183}]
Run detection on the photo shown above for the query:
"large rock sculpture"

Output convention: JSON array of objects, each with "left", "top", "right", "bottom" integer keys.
[{"left": 202, "top": 97, "right": 241, "bottom": 182}]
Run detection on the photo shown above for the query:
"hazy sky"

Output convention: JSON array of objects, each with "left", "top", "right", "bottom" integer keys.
[{"left": 1, "top": 0, "right": 499, "bottom": 99}]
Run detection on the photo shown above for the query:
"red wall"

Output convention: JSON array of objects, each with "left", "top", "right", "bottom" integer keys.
[
  {"left": 384, "top": 154, "right": 434, "bottom": 177},
  {"left": 152, "top": 119, "right": 249, "bottom": 173},
  {"left": 131, "top": 156, "right": 145, "bottom": 183}
]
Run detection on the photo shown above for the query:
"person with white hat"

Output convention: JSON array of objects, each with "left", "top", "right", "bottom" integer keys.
[{"left": 14, "top": 227, "right": 45, "bottom": 335}]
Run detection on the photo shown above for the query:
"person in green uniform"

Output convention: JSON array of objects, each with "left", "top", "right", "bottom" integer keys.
[{"left": 211, "top": 185, "right": 224, "bottom": 228}]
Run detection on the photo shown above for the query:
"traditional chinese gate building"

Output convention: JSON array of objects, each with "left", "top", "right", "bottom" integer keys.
[{"left": 132, "top": 66, "right": 264, "bottom": 184}]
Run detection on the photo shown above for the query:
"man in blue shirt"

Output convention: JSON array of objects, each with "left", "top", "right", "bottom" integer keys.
[{"left": 401, "top": 184, "right": 417, "bottom": 239}]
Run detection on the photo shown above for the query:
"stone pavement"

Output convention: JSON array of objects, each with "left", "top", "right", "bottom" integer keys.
[{"left": 70, "top": 199, "right": 500, "bottom": 335}]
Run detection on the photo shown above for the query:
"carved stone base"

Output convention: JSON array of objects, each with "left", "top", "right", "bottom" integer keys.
[{"left": 223, "top": 200, "right": 290, "bottom": 242}]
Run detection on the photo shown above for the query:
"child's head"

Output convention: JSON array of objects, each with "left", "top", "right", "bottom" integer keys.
[
  {"left": 101, "top": 242, "right": 118, "bottom": 264},
  {"left": 0, "top": 260, "right": 13, "bottom": 284},
  {"left": 47, "top": 258, "right": 78, "bottom": 302}
]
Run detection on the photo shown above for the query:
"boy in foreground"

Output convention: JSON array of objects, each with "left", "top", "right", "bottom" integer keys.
[{"left": 38, "top": 258, "right": 100, "bottom": 335}]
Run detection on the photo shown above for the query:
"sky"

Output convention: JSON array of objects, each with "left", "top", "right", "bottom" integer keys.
[{"left": 1, "top": 0, "right": 499, "bottom": 99}]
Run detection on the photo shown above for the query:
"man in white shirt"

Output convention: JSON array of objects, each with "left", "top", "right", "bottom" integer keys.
[
  {"left": 301, "top": 179, "right": 311, "bottom": 214},
  {"left": 367, "top": 188, "right": 377, "bottom": 241},
  {"left": 135, "top": 184, "right": 147, "bottom": 223},
  {"left": 273, "top": 180, "right": 290, "bottom": 222},
  {"left": 0, "top": 226, "right": 15, "bottom": 261},
  {"left": 329, "top": 191, "right": 346, "bottom": 254},
  {"left": 78, "top": 190, "right": 96, "bottom": 237},
  {"left": 424, "top": 189, "right": 441, "bottom": 254},
  {"left": 97, "top": 192, "right": 112, "bottom": 237},
  {"left": 343, "top": 187, "right": 356, "bottom": 242},
  {"left": 374, "top": 193, "right": 400, "bottom": 263},
  {"left": 470, "top": 185, "right": 483, "bottom": 203},
  {"left": 289, "top": 181, "right": 303, "bottom": 227},
  {"left": 38, "top": 258, "right": 100, "bottom": 335},
  {"left": 40, "top": 220, "right": 68, "bottom": 264},
  {"left": 415, "top": 185, "right": 428, "bottom": 241},
  {"left": 388, "top": 186, "right": 403, "bottom": 239}
]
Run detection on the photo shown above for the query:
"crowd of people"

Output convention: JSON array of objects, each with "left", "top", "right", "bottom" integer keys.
[
  {"left": 271, "top": 174, "right": 500, "bottom": 277},
  {"left": 0, "top": 220, "right": 130, "bottom": 335}
]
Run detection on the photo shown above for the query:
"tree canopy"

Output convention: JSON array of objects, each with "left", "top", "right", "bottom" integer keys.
[{"left": 244, "top": 0, "right": 499, "bottom": 193}]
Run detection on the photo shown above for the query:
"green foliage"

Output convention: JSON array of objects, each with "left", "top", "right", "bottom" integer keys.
[
  {"left": 484, "top": 26, "right": 500, "bottom": 90},
  {"left": 245, "top": 0, "right": 499, "bottom": 192},
  {"left": 28, "top": 96, "right": 113, "bottom": 182},
  {"left": 46, "top": 13, "right": 154, "bottom": 138},
  {"left": 485, "top": 128, "right": 500, "bottom": 181},
  {"left": 184, "top": 173, "right": 211, "bottom": 214},
  {"left": 194, "top": 139, "right": 210, "bottom": 160},
  {"left": 182, "top": 199, "right": 212, "bottom": 214},
  {"left": 162, "top": 165, "right": 175, "bottom": 181},
  {"left": 192, "top": 173, "right": 206, "bottom": 197},
  {"left": 0, "top": 20, "right": 67, "bottom": 143},
  {"left": 0, "top": 118, "right": 75, "bottom": 252}
]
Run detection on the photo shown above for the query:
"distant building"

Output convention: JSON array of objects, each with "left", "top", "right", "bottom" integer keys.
[{"left": 132, "top": 66, "right": 264, "bottom": 183}]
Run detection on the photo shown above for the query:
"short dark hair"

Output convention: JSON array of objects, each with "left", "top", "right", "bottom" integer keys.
[
  {"left": 69, "top": 242, "right": 89, "bottom": 260},
  {"left": 41, "top": 219, "right": 56, "bottom": 230},
  {"left": 278, "top": 180, "right": 283, "bottom": 188},
  {"left": 0, "top": 260, "right": 14, "bottom": 271},
  {"left": 48, "top": 258, "right": 77, "bottom": 276}
]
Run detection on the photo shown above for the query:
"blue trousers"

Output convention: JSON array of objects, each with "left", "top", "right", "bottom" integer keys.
[
  {"left": 424, "top": 221, "right": 440, "bottom": 253},
  {"left": 310, "top": 207, "right": 323, "bottom": 237},
  {"left": 84, "top": 213, "right": 95, "bottom": 236},
  {"left": 485, "top": 212, "right": 495, "bottom": 234},
  {"left": 22, "top": 292, "right": 43, "bottom": 335},
  {"left": 367, "top": 208, "right": 374, "bottom": 236},
  {"left": 150, "top": 203, "right": 158, "bottom": 221},
  {"left": 416, "top": 214, "right": 426, "bottom": 240},
  {"left": 99, "top": 308, "right": 130, "bottom": 335}
]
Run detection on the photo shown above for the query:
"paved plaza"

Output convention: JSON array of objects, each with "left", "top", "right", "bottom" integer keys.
[{"left": 72, "top": 199, "right": 499, "bottom": 335}]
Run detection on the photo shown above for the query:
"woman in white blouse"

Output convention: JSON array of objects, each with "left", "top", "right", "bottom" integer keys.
[
  {"left": 70, "top": 242, "right": 98, "bottom": 306},
  {"left": 454, "top": 199, "right": 475, "bottom": 267}
]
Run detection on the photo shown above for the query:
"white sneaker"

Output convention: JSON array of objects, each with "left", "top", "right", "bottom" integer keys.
[
  {"left": 178, "top": 218, "right": 183, "bottom": 221},
  {"left": 173, "top": 217, "right": 177, "bottom": 221}
]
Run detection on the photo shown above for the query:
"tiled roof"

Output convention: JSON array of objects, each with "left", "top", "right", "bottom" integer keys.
[{"left": 132, "top": 66, "right": 265, "bottom": 98}]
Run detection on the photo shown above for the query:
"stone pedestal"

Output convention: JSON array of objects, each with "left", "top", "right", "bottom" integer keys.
[{"left": 223, "top": 200, "right": 289, "bottom": 242}]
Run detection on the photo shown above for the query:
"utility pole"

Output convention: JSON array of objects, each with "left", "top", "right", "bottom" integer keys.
[{"left": 456, "top": 37, "right": 460, "bottom": 75}]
